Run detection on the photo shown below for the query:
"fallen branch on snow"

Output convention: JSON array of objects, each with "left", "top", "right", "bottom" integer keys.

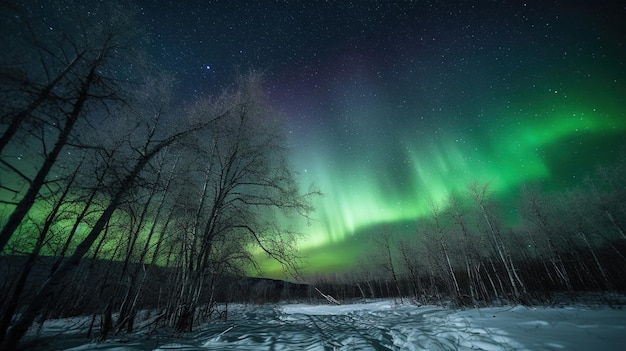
[
  {"left": 218, "top": 325, "right": 235, "bottom": 337},
  {"left": 315, "top": 287, "right": 341, "bottom": 305}
]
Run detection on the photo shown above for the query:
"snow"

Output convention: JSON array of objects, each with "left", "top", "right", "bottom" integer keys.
[{"left": 23, "top": 300, "right": 626, "bottom": 350}]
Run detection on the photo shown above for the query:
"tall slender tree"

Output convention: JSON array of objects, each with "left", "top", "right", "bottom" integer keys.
[{"left": 0, "top": 1, "right": 138, "bottom": 253}]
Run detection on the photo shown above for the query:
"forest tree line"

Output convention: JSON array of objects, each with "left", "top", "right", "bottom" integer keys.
[
  {"left": 0, "top": 1, "right": 316, "bottom": 349},
  {"left": 312, "top": 156, "right": 626, "bottom": 306}
]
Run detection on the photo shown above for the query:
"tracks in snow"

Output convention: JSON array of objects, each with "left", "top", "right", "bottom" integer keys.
[{"left": 157, "top": 303, "right": 528, "bottom": 350}]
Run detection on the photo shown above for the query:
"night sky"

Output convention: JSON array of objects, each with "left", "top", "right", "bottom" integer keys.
[{"left": 135, "top": 1, "right": 625, "bottom": 277}]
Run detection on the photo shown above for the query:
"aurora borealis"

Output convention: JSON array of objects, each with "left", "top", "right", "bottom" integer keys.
[
  {"left": 225, "top": 1, "right": 624, "bottom": 276},
  {"left": 5, "top": 0, "right": 625, "bottom": 278},
  {"left": 131, "top": 0, "right": 626, "bottom": 277}
]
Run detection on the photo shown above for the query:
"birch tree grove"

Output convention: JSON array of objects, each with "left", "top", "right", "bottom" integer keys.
[
  {"left": 350, "top": 159, "right": 626, "bottom": 307},
  {"left": 0, "top": 1, "right": 136, "bottom": 253},
  {"left": 0, "top": 2, "right": 317, "bottom": 348},
  {"left": 163, "top": 74, "right": 318, "bottom": 332}
]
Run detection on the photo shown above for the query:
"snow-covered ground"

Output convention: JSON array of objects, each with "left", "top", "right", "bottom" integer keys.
[{"left": 21, "top": 300, "right": 626, "bottom": 350}]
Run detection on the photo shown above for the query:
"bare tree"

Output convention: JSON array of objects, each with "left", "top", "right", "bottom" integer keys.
[
  {"left": 397, "top": 236, "right": 425, "bottom": 300},
  {"left": 0, "top": 157, "right": 85, "bottom": 341},
  {"left": 428, "top": 201, "right": 461, "bottom": 301},
  {"left": 444, "top": 194, "right": 494, "bottom": 304},
  {"left": 518, "top": 185, "right": 573, "bottom": 291},
  {"left": 0, "top": 64, "right": 229, "bottom": 349},
  {"left": 372, "top": 230, "right": 403, "bottom": 302},
  {"left": 0, "top": 1, "right": 139, "bottom": 253},
  {"left": 468, "top": 182, "right": 526, "bottom": 300},
  {"left": 561, "top": 189, "right": 614, "bottom": 290},
  {"left": 166, "top": 73, "right": 318, "bottom": 332}
]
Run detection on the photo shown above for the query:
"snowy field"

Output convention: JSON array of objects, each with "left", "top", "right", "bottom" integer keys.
[{"left": 22, "top": 300, "right": 626, "bottom": 351}]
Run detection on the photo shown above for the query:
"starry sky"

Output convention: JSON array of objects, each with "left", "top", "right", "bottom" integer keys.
[{"left": 137, "top": 0, "right": 626, "bottom": 277}]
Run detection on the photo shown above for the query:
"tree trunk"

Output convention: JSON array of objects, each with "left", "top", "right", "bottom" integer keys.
[
  {"left": 0, "top": 65, "right": 97, "bottom": 253},
  {"left": 0, "top": 134, "right": 180, "bottom": 350},
  {"left": 578, "top": 228, "right": 612, "bottom": 290},
  {"left": 0, "top": 50, "right": 85, "bottom": 155},
  {"left": 0, "top": 163, "right": 78, "bottom": 343}
]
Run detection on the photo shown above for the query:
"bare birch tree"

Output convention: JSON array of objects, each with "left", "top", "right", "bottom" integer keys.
[{"left": 0, "top": 1, "right": 139, "bottom": 253}]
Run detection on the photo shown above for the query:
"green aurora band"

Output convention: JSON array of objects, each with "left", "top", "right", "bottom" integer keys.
[
  {"left": 3, "top": 1, "right": 626, "bottom": 280},
  {"left": 255, "top": 83, "right": 626, "bottom": 278}
]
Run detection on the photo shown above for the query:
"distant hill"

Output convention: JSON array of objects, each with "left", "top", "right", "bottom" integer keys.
[{"left": 0, "top": 255, "right": 315, "bottom": 319}]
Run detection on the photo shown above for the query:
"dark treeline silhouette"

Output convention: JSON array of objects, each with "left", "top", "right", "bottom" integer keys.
[
  {"left": 0, "top": 255, "right": 314, "bottom": 318},
  {"left": 308, "top": 154, "right": 626, "bottom": 307}
]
